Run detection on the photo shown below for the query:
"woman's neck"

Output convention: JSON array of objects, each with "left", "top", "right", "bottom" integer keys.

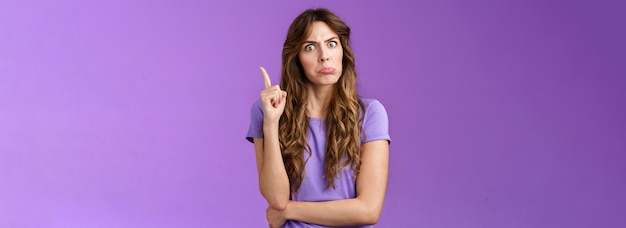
[{"left": 306, "top": 85, "right": 334, "bottom": 119}]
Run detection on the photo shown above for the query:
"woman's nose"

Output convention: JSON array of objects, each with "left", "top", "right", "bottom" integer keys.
[
  {"left": 319, "top": 48, "right": 330, "bottom": 62},
  {"left": 319, "top": 52, "right": 330, "bottom": 62}
]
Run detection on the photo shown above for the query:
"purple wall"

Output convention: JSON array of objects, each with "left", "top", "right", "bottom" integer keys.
[{"left": 1, "top": 0, "right": 624, "bottom": 227}]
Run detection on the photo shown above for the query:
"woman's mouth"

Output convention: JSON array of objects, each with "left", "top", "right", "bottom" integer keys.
[{"left": 319, "top": 67, "right": 335, "bottom": 74}]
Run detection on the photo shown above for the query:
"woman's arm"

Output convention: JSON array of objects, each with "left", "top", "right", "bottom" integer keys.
[
  {"left": 269, "top": 139, "right": 389, "bottom": 226},
  {"left": 255, "top": 67, "right": 291, "bottom": 211},
  {"left": 254, "top": 118, "right": 290, "bottom": 211}
]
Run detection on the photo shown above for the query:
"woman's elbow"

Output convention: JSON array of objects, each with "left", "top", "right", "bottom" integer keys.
[
  {"left": 362, "top": 211, "right": 381, "bottom": 225},
  {"left": 267, "top": 198, "right": 288, "bottom": 211},
  {"left": 260, "top": 187, "right": 289, "bottom": 210},
  {"left": 360, "top": 204, "right": 383, "bottom": 225}
]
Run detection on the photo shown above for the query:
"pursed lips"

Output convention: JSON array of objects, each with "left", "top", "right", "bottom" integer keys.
[{"left": 319, "top": 67, "right": 335, "bottom": 74}]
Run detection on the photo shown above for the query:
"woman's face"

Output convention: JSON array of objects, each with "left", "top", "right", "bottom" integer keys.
[{"left": 298, "top": 21, "right": 343, "bottom": 87}]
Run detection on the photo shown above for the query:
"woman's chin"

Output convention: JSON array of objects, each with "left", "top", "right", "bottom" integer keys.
[{"left": 308, "top": 76, "right": 340, "bottom": 86}]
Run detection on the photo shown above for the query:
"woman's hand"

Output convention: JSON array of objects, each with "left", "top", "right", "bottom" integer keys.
[
  {"left": 259, "top": 66, "right": 287, "bottom": 124},
  {"left": 266, "top": 206, "right": 287, "bottom": 228}
]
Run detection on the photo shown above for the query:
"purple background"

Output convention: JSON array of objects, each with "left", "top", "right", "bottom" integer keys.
[{"left": 1, "top": 0, "right": 625, "bottom": 227}]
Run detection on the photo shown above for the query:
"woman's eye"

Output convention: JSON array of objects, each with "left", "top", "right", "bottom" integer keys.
[
  {"left": 328, "top": 41, "right": 337, "bottom": 48},
  {"left": 305, "top": 44, "right": 315, "bottom": 51}
]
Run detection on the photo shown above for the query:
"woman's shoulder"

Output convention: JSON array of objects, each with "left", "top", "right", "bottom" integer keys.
[
  {"left": 249, "top": 98, "right": 263, "bottom": 117},
  {"left": 360, "top": 97, "right": 386, "bottom": 111},
  {"left": 249, "top": 98, "right": 263, "bottom": 111},
  {"left": 251, "top": 98, "right": 262, "bottom": 107}
]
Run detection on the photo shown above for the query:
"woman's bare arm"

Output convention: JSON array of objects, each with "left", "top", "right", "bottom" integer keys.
[
  {"left": 255, "top": 66, "right": 290, "bottom": 211},
  {"left": 254, "top": 127, "right": 290, "bottom": 210}
]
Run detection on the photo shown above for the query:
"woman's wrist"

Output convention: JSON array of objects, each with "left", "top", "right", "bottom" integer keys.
[
  {"left": 263, "top": 117, "right": 280, "bottom": 126},
  {"left": 284, "top": 201, "right": 296, "bottom": 221},
  {"left": 263, "top": 121, "right": 279, "bottom": 135}
]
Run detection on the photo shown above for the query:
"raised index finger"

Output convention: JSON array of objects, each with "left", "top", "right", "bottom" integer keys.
[{"left": 260, "top": 66, "right": 271, "bottom": 89}]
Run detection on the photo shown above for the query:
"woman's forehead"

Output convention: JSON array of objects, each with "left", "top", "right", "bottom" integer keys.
[{"left": 304, "top": 22, "right": 339, "bottom": 42}]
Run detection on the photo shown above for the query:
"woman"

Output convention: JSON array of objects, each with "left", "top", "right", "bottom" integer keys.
[{"left": 247, "top": 8, "right": 391, "bottom": 228}]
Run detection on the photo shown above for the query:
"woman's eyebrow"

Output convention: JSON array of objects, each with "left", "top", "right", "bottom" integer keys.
[{"left": 303, "top": 37, "right": 339, "bottom": 44}]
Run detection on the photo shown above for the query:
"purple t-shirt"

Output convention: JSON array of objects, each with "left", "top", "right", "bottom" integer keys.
[{"left": 246, "top": 98, "right": 391, "bottom": 228}]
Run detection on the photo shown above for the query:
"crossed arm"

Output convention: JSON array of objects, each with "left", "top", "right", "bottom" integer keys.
[{"left": 254, "top": 137, "right": 389, "bottom": 227}]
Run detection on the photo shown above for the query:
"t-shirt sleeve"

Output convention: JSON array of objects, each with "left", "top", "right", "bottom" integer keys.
[
  {"left": 246, "top": 99, "right": 264, "bottom": 143},
  {"left": 361, "top": 99, "right": 391, "bottom": 144}
]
